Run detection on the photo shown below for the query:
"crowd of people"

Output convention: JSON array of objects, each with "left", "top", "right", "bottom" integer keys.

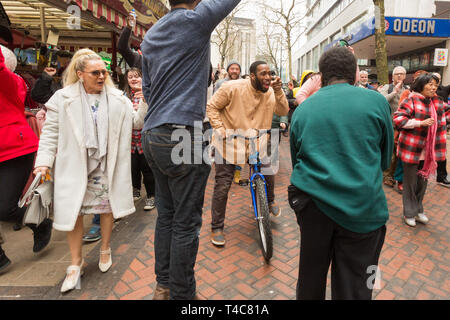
[{"left": 0, "top": 0, "right": 449, "bottom": 301}]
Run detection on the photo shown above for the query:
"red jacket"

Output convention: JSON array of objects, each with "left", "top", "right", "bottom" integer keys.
[
  {"left": 393, "top": 93, "right": 449, "bottom": 164},
  {"left": 0, "top": 49, "right": 39, "bottom": 163}
]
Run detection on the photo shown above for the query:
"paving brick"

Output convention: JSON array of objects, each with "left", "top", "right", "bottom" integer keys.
[
  {"left": 2, "top": 137, "right": 448, "bottom": 301},
  {"left": 120, "top": 286, "right": 153, "bottom": 300},
  {"left": 114, "top": 280, "right": 131, "bottom": 296},
  {"left": 395, "top": 267, "right": 413, "bottom": 281},
  {"left": 416, "top": 289, "right": 434, "bottom": 300},
  {"left": 376, "top": 289, "right": 396, "bottom": 300},
  {"left": 235, "top": 283, "right": 257, "bottom": 298}
]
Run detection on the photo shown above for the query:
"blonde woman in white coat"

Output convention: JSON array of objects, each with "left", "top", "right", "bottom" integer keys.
[{"left": 33, "top": 49, "right": 147, "bottom": 293}]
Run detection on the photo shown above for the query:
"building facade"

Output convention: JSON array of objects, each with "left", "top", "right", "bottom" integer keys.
[
  {"left": 294, "top": 0, "right": 450, "bottom": 84},
  {"left": 211, "top": 17, "right": 257, "bottom": 76}
]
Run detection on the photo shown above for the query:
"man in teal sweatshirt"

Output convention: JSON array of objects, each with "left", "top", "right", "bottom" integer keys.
[{"left": 289, "top": 47, "right": 393, "bottom": 300}]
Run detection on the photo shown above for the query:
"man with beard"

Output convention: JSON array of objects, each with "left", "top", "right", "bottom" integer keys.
[
  {"left": 206, "top": 61, "right": 289, "bottom": 246},
  {"left": 214, "top": 60, "right": 241, "bottom": 93}
]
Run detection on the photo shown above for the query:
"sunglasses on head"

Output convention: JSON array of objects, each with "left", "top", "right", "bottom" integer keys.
[{"left": 86, "top": 70, "right": 108, "bottom": 77}]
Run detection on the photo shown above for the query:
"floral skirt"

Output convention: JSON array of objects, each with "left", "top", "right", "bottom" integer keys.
[{"left": 80, "top": 166, "right": 112, "bottom": 215}]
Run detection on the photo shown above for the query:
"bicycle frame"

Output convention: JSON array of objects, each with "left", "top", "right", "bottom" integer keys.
[{"left": 248, "top": 145, "right": 269, "bottom": 221}]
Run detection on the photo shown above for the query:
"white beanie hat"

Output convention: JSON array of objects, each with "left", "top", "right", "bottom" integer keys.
[{"left": 0, "top": 45, "right": 17, "bottom": 72}]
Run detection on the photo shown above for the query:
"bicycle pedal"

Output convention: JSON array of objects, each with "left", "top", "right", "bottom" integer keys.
[{"left": 239, "top": 179, "right": 249, "bottom": 186}]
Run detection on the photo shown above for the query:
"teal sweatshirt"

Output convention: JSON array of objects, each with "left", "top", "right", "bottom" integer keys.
[{"left": 289, "top": 83, "right": 394, "bottom": 233}]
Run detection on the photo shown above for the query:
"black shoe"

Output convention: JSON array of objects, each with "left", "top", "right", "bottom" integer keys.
[
  {"left": 0, "top": 247, "right": 11, "bottom": 272},
  {"left": 436, "top": 177, "right": 450, "bottom": 188},
  {"left": 13, "top": 221, "right": 23, "bottom": 231},
  {"left": 29, "top": 218, "right": 53, "bottom": 253}
]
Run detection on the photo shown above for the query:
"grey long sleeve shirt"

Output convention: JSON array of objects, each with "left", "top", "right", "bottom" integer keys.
[{"left": 141, "top": 0, "right": 241, "bottom": 131}]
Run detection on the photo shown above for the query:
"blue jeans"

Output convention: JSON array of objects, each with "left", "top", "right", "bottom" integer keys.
[
  {"left": 92, "top": 214, "right": 100, "bottom": 225},
  {"left": 394, "top": 159, "right": 403, "bottom": 183},
  {"left": 142, "top": 125, "right": 211, "bottom": 300}
]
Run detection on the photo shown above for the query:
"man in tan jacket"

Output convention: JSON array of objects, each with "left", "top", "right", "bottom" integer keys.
[{"left": 206, "top": 61, "right": 289, "bottom": 246}]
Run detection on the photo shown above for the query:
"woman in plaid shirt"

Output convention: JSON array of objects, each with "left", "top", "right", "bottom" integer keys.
[
  {"left": 394, "top": 73, "right": 450, "bottom": 227},
  {"left": 124, "top": 68, "right": 155, "bottom": 211}
]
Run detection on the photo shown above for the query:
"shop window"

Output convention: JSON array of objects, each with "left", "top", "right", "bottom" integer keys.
[
  {"left": 410, "top": 55, "right": 420, "bottom": 70},
  {"left": 419, "top": 52, "right": 431, "bottom": 69},
  {"left": 401, "top": 57, "right": 411, "bottom": 72}
]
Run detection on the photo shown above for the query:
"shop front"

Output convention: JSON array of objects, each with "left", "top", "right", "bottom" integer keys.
[
  {"left": 325, "top": 16, "right": 450, "bottom": 84},
  {"left": 1, "top": 0, "right": 168, "bottom": 88}
]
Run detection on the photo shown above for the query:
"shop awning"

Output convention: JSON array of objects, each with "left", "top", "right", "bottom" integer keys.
[{"left": 2, "top": 0, "right": 169, "bottom": 50}]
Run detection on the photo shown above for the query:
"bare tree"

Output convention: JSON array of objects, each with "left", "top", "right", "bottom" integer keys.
[
  {"left": 211, "top": 1, "right": 247, "bottom": 68},
  {"left": 257, "top": 22, "right": 285, "bottom": 76},
  {"left": 260, "top": 0, "right": 307, "bottom": 79},
  {"left": 373, "top": 0, "right": 389, "bottom": 85}
]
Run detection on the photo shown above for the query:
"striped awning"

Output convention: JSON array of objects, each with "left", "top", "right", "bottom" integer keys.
[{"left": 74, "top": 0, "right": 146, "bottom": 39}]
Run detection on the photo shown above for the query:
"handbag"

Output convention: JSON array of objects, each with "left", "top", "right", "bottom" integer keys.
[{"left": 18, "top": 172, "right": 53, "bottom": 226}]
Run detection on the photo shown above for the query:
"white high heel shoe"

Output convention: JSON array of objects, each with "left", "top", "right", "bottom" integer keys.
[
  {"left": 99, "top": 248, "right": 112, "bottom": 273},
  {"left": 61, "top": 259, "right": 84, "bottom": 293}
]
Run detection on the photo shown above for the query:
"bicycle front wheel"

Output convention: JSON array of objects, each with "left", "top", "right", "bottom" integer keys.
[{"left": 254, "top": 176, "right": 273, "bottom": 262}]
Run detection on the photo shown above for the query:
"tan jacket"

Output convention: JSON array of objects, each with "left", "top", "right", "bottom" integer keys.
[{"left": 207, "top": 79, "right": 289, "bottom": 164}]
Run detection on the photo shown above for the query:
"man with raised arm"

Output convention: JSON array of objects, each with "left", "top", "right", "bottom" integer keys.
[{"left": 140, "top": 0, "right": 241, "bottom": 300}]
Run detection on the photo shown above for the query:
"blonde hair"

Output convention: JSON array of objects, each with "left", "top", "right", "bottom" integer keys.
[
  {"left": 0, "top": 45, "right": 17, "bottom": 72},
  {"left": 62, "top": 48, "right": 114, "bottom": 88}
]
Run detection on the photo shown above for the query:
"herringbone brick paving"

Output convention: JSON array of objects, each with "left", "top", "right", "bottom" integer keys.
[{"left": 0, "top": 137, "right": 448, "bottom": 300}]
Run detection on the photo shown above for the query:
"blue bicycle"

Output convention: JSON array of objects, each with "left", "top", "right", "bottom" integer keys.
[{"left": 230, "top": 130, "right": 273, "bottom": 262}]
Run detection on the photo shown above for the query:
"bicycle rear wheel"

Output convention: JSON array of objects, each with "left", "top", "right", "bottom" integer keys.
[{"left": 253, "top": 176, "right": 273, "bottom": 262}]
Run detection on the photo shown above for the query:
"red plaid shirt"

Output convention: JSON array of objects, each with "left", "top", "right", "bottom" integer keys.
[
  {"left": 393, "top": 93, "right": 449, "bottom": 164},
  {"left": 128, "top": 90, "right": 144, "bottom": 154},
  {"left": 131, "top": 129, "right": 143, "bottom": 154}
]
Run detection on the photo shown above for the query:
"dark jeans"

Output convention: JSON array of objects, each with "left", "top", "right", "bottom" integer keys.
[
  {"left": 0, "top": 153, "right": 35, "bottom": 223},
  {"left": 142, "top": 125, "right": 211, "bottom": 300},
  {"left": 131, "top": 152, "right": 155, "bottom": 198},
  {"left": 289, "top": 186, "right": 386, "bottom": 300},
  {"left": 437, "top": 159, "right": 448, "bottom": 181},
  {"left": 211, "top": 163, "right": 274, "bottom": 231}
]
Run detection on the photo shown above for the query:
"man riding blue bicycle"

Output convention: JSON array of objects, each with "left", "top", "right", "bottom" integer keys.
[{"left": 206, "top": 61, "right": 289, "bottom": 247}]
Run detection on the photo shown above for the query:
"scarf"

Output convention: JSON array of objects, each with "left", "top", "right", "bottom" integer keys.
[
  {"left": 413, "top": 93, "right": 438, "bottom": 179},
  {"left": 79, "top": 81, "right": 109, "bottom": 175}
]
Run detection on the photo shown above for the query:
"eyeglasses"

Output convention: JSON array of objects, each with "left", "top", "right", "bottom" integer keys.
[{"left": 85, "top": 70, "right": 108, "bottom": 77}]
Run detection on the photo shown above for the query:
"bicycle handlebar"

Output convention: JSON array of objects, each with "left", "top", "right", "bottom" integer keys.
[{"left": 228, "top": 129, "right": 272, "bottom": 140}]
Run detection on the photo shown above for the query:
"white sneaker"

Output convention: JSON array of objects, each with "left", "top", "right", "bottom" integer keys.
[
  {"left": 144, "top": 197, "right": 155, "bottom": 211},
  {"left": 416, "top": 213, "right": 429, "bottom": 224},
  {"left": 404, "top": 217, "right": 416, "bottom": 227}
]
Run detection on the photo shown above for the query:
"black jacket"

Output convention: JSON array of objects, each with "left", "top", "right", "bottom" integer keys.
[
  {"left": 30, "top": 72, "right": 62, "bottom": 104},
  {"left": 118, "top": 27, "right": 142, "bottom": 68},
  {"left": 437, "top": 85, "right": 450, "bottom": 102}
]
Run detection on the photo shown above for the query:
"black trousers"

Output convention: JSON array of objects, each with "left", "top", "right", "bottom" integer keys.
[
  {"left": 292, "top": 193, "right": 386, "bottom": 300},
  {"left": 437, "top": 159, "right": 448, "bottom": 181},
  {"left": 0, "top": 153, "right": 35, "bottom": 222},
  {"left": 131, "top": 152, "right": 155, "bottom": 198}
]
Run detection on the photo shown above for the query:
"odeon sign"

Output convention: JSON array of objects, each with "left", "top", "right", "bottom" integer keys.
[{"left": 391, "top": 18, "right": 436, "bottom": 35}]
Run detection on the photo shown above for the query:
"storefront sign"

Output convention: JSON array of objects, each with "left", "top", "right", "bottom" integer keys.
[
  {"left": 324, "top": 16, "right": 450, "bottom": 52},
  {"left": 434, "top": 48, "right": 448, "bottom": 67},
  {"left": 385, "top": 17, "right": 450, "bottom": 37}
]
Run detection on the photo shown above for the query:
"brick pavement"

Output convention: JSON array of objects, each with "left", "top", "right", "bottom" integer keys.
[{"left": 0, "top": 137, "right": 449, "bottom": 300}]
